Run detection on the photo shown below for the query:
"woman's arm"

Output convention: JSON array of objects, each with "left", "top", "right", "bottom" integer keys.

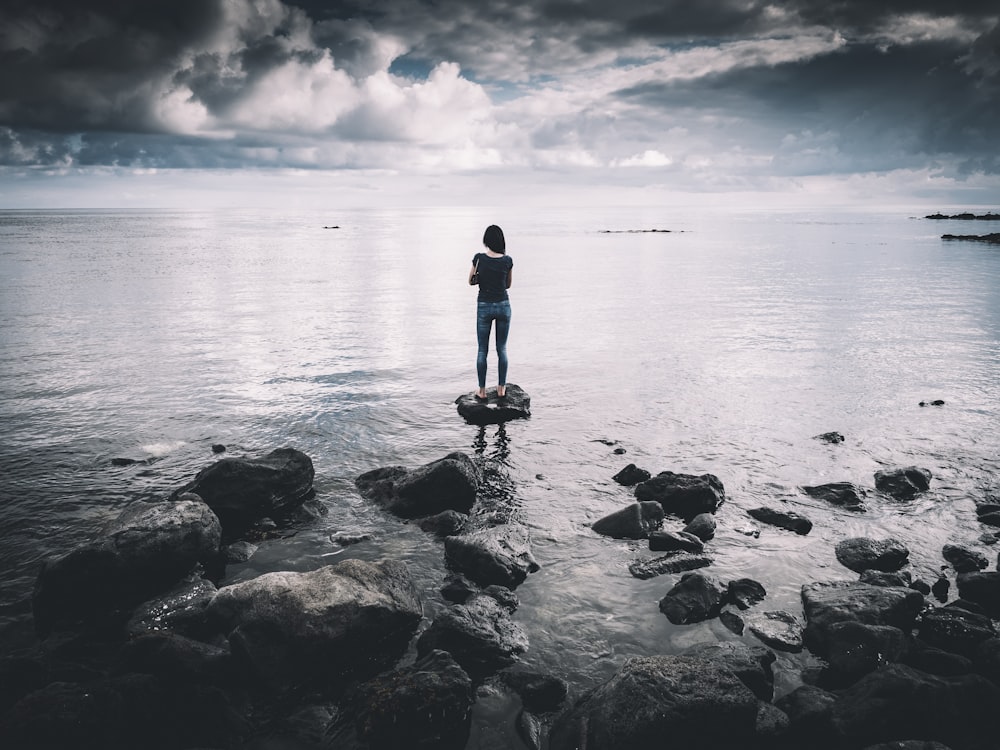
[
  {"left": 469, "top": 262, "right": 479, "bottom": 285},
  {"left": 505, "top": 268, "right": 513, "bottom": 289}
]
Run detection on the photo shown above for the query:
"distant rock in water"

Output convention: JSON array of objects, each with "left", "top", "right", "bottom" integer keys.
[
  {"left": 612, "top": 463, "right": 651, "bottom": 486},
  {"left": 592, "top": 501, "right": 664, "bottom": 539},
  {"left": 926, "top": 212, "right": 1000, "bottom": 220},
  {"left": 356, "top": 452, "right": 480, "bottom": 519},
  {"left": 628, "top": 552, "right": 712, "bottom": 580},
  {"left": 455, "top": 384, "right": 530, "bottom": 425},
  {"left": 919, "top": 399, "right": 945, "bottom": 407},
  {"left": 835, "top": 537, "right": 909, "bottom": 573},
  {"left": 800, "top": 482, "right": 867, "bottom": 511},
  {"left": 634, "top": 471, "right": 725, "bottom": 521},
  {"left": 597, "top": 228, "right": 675, "bottom": 233},
  {"left": 874, "top": 466, "right": 931, "bottom": 500},
  {"left": 813, "top": 431, "right": 844, "bottom": 444},
  {"left": 748, "top": 507, "right": 812, "bottom": 535},
  {"left": 941, "top": 232, "right": 1000, "bottom": 244}
]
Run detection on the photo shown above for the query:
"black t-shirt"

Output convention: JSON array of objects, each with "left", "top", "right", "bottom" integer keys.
[{"left": 473, "top": 253, "right": 513, "bottom": 303}]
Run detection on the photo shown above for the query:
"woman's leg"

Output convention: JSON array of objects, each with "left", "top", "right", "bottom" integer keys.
[
  {"left": 476, "top": 304, "right": 492, "bottom": 395},
  {"left": 495, "top": 302, "right": 511, "bottom": 395}
]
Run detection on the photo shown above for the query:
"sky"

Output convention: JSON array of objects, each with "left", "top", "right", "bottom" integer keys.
[{"left": 1, "top": 0, "right": 998, "bottom": 209}]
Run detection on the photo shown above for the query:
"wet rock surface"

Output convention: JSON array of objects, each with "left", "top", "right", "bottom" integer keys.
[
  {"left": 633, "top": 471, "right": 725, "bottom": 521},
  {"left": 748, "top": 506, "right": 813, "bottom": 535},
  {"left": 356, "top": 451, "right": 480, "bottom": 519},
  {"left": 874, "top": 466, "right": 932, "bottom": 500},
  {"left": 591, "top": 501, "right": 664, "bottom": 539},
  {"left": 611, "top": 463, "right": 651, "bottom": 486},
  {"left": 455, "top": 384, "right": 531, "bottom": 424},
  {"left": 800, "top": 482, "right": 867, "bottom": 511},
  {"left": 835, "top": 537, "right": 910, "bottom": 573},
  {"left": 659, "top": 572, "right": 726, "bottom": 624},
  {"left": 745, "top": 610, "right": 804, "bottom": 652},
  {"left": 443, "top": 522, "right": 539, "bottom": 589},
  {"left": 628, "top": 552, "right": 712, "bottom": 580}
]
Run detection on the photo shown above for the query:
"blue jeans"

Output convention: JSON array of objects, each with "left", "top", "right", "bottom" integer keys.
[{"left": 476, "top": 301, "right": 511, "bottom": 388}]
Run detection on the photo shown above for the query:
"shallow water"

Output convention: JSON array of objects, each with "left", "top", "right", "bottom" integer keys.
[{"left": 2, "top": 205, "right": 1000, "bottom": 740}]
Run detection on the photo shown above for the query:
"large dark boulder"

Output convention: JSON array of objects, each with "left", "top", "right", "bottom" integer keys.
[
  {"left": 682, "top": 640, "right": 776, "bottom": 701},
  {"left": 831, "top": 664, "right": 1000, "bottom": 749},
  {"left": 206, "top": 559, "right": 422, "bottom": 688},
  {"left": 824, "top": 622, "right": 909, "bottom": 683},
  {"left": 919, "top": 603, "right": 997, "bottom": 657},
  {"left": 634, "top": 471, "right": 725, "bottom": 522},
  {"left": 659, "top": 572, "right": 725, "bottom": 625},
  {"left": 591, "top": 501, "right": 664, "bottom": 539},
  {"left": 874, "top": 466, "right": 932, "bottom": 500},
  {"left": 801, "top": 581, "right": 924, "bottom": 656},
  {"left": 0, "top": 673, "right": 247, "bottom": 750},
  {"left": 32, "top": 497, "right": 222, "bottom": 637},
  {"left": 835, "top": 537, "right": 909, "bottom": 573},
  {"left": 352, "top": 649, "right": 473, "bottom": 750},
  {"left": 416, "top": 593, "right": 528, "bottom": 679},
  {"left": 455, "top": 384, "right": 530, "bottom": 425},
  {"left": 356, "top": 452, "right": 480, "bottom": 519},
  {"left": 126, "top": 576, "right": 218, "bottom": 640},
  {"left": 748, "top": 506, "right": 812, "bottom": 535},
  {"left": 171, "top": 448, "right": 314, "bottom": 529},
  {"left": 800, "top": 482, "right": 867, "bottom": 511},
  {"left": 444, "top": 523, "right": 539, "bottom": 589},
  {"left": 956, "top": 572, "right": 1000, "bottom": 615},
  {"left": 115, "top": 631, "right": 236, "bottom": 686},
  {"left": 548, "top": 654, "right": 759, "bottom": 750},
  {"left": 942, "top": 544, "right": 989, "bottom": 573}
]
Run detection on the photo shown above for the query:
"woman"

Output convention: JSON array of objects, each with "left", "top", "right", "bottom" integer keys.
[{"left": 469, "top": 224, "right": 513, "bottom": 399}]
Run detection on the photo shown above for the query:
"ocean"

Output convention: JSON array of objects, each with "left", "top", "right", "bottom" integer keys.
[{"left": 2, "top": 205, "right": 999, "bottom": 740}]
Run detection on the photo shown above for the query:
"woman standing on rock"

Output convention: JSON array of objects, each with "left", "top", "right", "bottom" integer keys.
[{"left": 469, "top": 224, "right": 513, "bottom": 400}]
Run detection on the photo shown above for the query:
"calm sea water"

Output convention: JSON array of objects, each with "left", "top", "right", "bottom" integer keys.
[{"left": 2, "top": 206, "right": 1000, "bottom": 736}]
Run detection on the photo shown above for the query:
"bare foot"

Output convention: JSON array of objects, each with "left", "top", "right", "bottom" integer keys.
[
  {"left": 476, "top": 388, "right": 487, "bottom": 399},
  {"left": 497, "top": 385, "right": 506, "bottom": 398}
]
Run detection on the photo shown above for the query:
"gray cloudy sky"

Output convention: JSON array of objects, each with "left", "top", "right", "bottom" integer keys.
[{"left": 1, "top": 0, "right": 998, "bottom": 207}]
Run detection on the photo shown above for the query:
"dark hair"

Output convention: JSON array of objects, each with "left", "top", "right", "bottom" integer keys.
[{"left": 483, "top": 225, "right": 505, "bottom": 254}]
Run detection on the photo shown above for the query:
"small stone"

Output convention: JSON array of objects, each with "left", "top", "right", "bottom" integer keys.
[
  {"left": 648, "top": 530, "right": 704, "bottom": 553},
  {"left": 659, "top": 572, "right": 726, "bottom": 625},
  {"left": 813, "top": 431, "right": 845, "bottom": 444},
  {"left": 932, "top": 575, "right": 950, "bottom": 603},
  {"left": 612, "top": 464, "right": 650, "bottom": 486},
  {"left": 745, "top": 610, "right": 803, "bottom": 652},
  {"left": 727, "top": 578, "right": 767, "bottom": 610},
  {"left": 720, "top": 610, "right": 745, "bottom": 635},
  {"left": 331, "top": 532, "right": 372, "bottom": 546},
  {"left": 613, "top": 447, "right": 626, "bottom": 455},
  {"left": 682, "top": 512, "right": 716, "bottom": 541},
  {"left": 909, "top": 579, "right": 932, "bottom": 595},
  {"left": 225, "top": 540, "right": 258, "bottom": 563},
  {"left": 628, "top": 553, "right": 712, "bottom": 580},
  {"left": 211, "top": 444, "right": 227, "bottom": 454},
  {"left": 835, "top": 537, "right": 909, "bottom": 573},
  {"left": 800, "top": 482, "right": 867, "bottom": 511},
  {"left": 734, "top": 525, "right": 760, "bottom": 538},
  {"left": 747, "top": 507, "right": 812, "bottom": 535}
]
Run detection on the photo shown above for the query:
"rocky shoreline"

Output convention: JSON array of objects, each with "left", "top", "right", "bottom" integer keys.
[{"left": 3, "top": 401, "right": 1000, "bottom": 749}]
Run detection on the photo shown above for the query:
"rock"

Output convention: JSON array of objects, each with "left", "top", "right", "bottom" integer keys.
[
  {"left": 612, "top": 463, "right": 651, "bottom": 486},
  {"left": 727, "top": 578, "right": 767, "bottom": 610},
  {"left": 682, "top": 512, "right": 717, "bottom": 541},
  {"left": 170, "top": 447, "right": 314, "bottom": 530},
  {"left": 746, "top": 610, "right": 804, "bottom": 652},
  {"left": 225, "top": 540, "right": 258, "bottom": 562},
  {"left": 956, "top": 571, "right": 1000, "bottom": 615},
  {"left": 874, "top": 466, "right": 932, "bottom": 500},
  {"left": 111, "top": 457, "right": 144, "bottom": 466},
  {"left": 455, "top": 384, "right": 531, "bottom": 425},
  {"left": 416, "top": 593, "right": 528, "bottom": 679},
  {"left": 919, "top": 603, "right": 997, "bottom": 657},
  {"left": 331, "top": 532, "right": 371, "bottom": 546},
  {"left": 775, "top": 684, "right": 837, "bottom": 737},
  {"left": 126, "top": 576, "right": 218, "bottom": 639},
  {"left": 352, "top": 649, "right": 473, "bottom": 750},
  {"left": 419, "top": 510, "right": 467, "bottom": 536},
  {"left": 800, "top": 482, "right": 867, "bottom": 511},
  {"left": 613, "top": 447, "right": 626, "bottom": 455},
  {"left": 115, "top": 631, "right": 236, "bottom": 686},
  {"left": 756, "top": 701, "right": 790, "bottom": 741},
  {"left": 648, "top": 529, "right": 704, "bottom": 553},
  {"left": 634, "top": 471, "right": 725, "bottom": 522},
  {"left": 211, "top": 443, "right": 226, "bottom": 453},
  {"left": 977, "top": 511, "right": 1000, "bottom": 527},
  {"left": 860, "top": 570, "right": 912, "bottom": 587},
  {"left": 980, "top": 532, "right": 998, "bottom": 545},
  {"left": 591, "top": 501, "right": 664, "bottom": 539},
  {"left": 801, "top": 581, "right": 924, "bottom": 657},
  {"left": 483, "top": 585, "right": 519, "bottom": 612},
  {"left": 735, "top": 524, "right": 761, "bottom": 537},
  {"left": 974, "top": 637, "right": 1000, "bottom": 684},
  {"left": 32, "top": 497, "right": 222, "bottom": 637},
  {"left": 910, "top": 579, "right": 932, "bottom": 595},
  {"left": 0, "top": 673, "right": 247, "bottom": 749},
  {"left": 206, "top": 559, "right": 422, "bottom": 687},
  {"left": 824, "top": 622, "right": 909, "bottom": 682},
  {"left": 942, "top": 543, "right": 988, "bottom": 573},
  {"left": 720, "top": 609, "right": 745, "bottom": 635},
  {"left": 835, "top": 537, "right": 909, "bottom": 573},
  {"left": 356, "top": 452, "right": 480, "bottom": 519},
  {"left": 441, "top": 575, "right": 478, "bottom": 604},
  {"left": 628, "top": 553, "right": 712, "bottom": 580},
  {"left": 683, "top": 640, "right": 776, "bottom": 701},
  {"left": 547, "top": 655, "right": 759, "bottom": 750},
  {"left": 862, "top": 742, "right": 954, "bottom": 750},
  {"left": 444, "top": 523, "right": 539, "bottom": 589},
  {"left": 658, "top": 572, "right": 726, "bottom": 624},
  {"left": 932, "top": 575, "right": 950, "bottom": 603},
  {"left": 905, "top": 642, "right": 974, "bottom": 676},
  {"left": 502, "top": 670, "right": 569, "bottom": 712},
  {"left": 831, "top": 664, "right": 1000, "bottom": 749},
  {"left": 814, "top": 431, "right": 845, "bottom": 444},
  {"left": 516, "top": 710, "right": 543, "bottom": 750},
  {"left": 747, "top": 506, "right": 812, "bottom": 535}
]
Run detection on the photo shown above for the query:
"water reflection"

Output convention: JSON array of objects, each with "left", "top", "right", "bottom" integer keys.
[{"left": 471, "top": 423, "right": 520, "bottom": 524}]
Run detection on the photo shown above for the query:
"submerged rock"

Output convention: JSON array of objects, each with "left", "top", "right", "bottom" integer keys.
[
  {"left": 547, "top": 654, "right": 759, "bottom": 750},
  {"left": 455, "top": 384, "right": 531, "bottom": 425},
  {"left": 874, "top": 466, "right": 932, "bottom": 500},
  {"left": 648, "top": 529, "right": 704, "bottom": 553},
  {"left": 683, "top": 512, "right": 717, "bottom": 541},
  {"left": 416, "top": 593, "right": 528, "bottom": 679},
  {"left": 32, "top": 496, "right": 222, "bottom": 637},
  {"left": 612, "top": 463, "right": 651, "bottom": 486},
  {"left": 814, "top": 431, "right": 845, "bottom": 444},
  {"left": 659, "top": 572, "right": 725, "bottom": 625},
  {"left": 628, "top": 552, "right": 712, "bottom": 580},
  {"left": 206, "top": 559, "right": 422, "bottom": 688},
  {"left": 800, "top": 482, "right": 867, "bottom": 511},
  {"left": 726, "top": 578, "right": 767, "bottom": 610},
  {"left": 634, "top": 471, "right": 725, "bottom": 521},
  {"left": 352, "top": 649, "right": 473, "bottom": 750},
  {"left": 444, "top": 523, "right": 539, "bottom": 589},
  {"left": 170, "top": 447, "right": 315, "bottom": 530},
  {"left": 835, "top": 537, "right": 909, "bottom": 573},
  {"left": 502, "top": 670, "right": 569, "bottom": 713},
  {"left": 591, "top": 501, "right": 664, "bottom": 539},
  {"left": 748, "top": 506, "right": 813, "bottom": 535},
  {"left": 356, "top": 452, "right": 480, "bottom": 519}
]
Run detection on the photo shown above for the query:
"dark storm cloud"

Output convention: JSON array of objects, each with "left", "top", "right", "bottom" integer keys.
[{"left": 0, "top": 0, "right": 997, "bottom": 178}]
